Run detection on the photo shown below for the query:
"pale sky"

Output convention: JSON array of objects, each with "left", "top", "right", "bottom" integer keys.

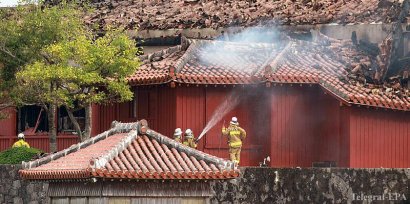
[{"left": 0, "top": 0, "right": 18, "bottom": 7}]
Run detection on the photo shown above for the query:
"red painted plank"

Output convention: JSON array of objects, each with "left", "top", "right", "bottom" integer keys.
[
  {"left": 369, "top": 111, "right": 374, "bottom": 167},
  {"left": 0, "top": 108, "right": 17, "bottom": 136}
]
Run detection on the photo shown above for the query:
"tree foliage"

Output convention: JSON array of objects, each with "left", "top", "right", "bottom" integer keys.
[
  {"left": 17, "top": 28, "right": 140, "bottom": 108},
  {"left": 0, "top": 1, "right": 85, "bottom": 110},
  {"left": 0, "top": 147, "right": 43, "bottom": 164},
  {"left": 0, "top": 2, "right": 84, "bottom": 82},
  {"left": 1, "top": 1, "right": 141, "bottom": 150}
]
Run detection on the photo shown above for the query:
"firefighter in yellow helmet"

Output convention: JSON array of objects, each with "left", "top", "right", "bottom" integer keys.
[
  {"left": 173, "top": 128, "right": 182, "bottom": 143},
  {"left": 12, "top": 133, "right": 30, "bottom": 148},
  {"left": 183, "top": 129, "right": 197, "bottom": 149},
  {"left": 222, "top": 117, "right": 246, "bottom": 164}
]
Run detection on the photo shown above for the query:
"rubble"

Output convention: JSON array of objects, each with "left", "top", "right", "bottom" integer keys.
[
  {"left": 75, "top": 0, "right": 404, "bottom": 30},
  {"left": 129, "top": 30, "right": 409, "bottom": 110}
]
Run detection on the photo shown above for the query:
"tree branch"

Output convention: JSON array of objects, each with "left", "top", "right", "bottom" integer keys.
[
  {"left": 64, "top": 105, "right": 83, "bottom": 141},
  {"left": 0, "top": 103, "right": 15, "bottom": 111},
  {"left": 40, "top": 51, "right": 54, "bottom": 65},
  {"left": 0, "top": 46, "right": 24, "bottom": 64}
]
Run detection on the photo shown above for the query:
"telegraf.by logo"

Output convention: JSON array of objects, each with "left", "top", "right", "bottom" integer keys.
[{"left": 352, "top": 193, "right": 407, "bottom": 202}]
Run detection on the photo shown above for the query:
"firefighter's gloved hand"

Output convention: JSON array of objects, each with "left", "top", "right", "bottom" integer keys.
[{"left": 194, "top": 139, "right": 199, "bottom": 144}]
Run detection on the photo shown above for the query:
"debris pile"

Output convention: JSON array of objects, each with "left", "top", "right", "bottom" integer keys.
[
  {"left": 130, "top": 31, "right": 409, "bottom": 109},
  {"left": 80, "top": 0, "right": 403, "bottom": 30}
]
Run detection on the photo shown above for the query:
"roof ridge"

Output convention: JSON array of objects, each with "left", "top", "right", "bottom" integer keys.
[
  {"left": 143, "top": 128, "right": 236, "bottom": 170},
  {"left": 89, "top": 129, "right": 139, "bottom": 169},
  {"left": 174, "top": 40, "right": 204, "bottom": 73},
  {"left": 22, "top": 121, "right": 140, "bottom": 169},
  {"left": 260, "top": 41, "right": 293, "bottom": 77},
  {"left": 139, "top": 45, "right": 183, "bottom": 64}
]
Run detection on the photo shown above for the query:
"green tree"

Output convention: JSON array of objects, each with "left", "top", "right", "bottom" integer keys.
[
  {"left": 2, "top": 2, "right": 140, "bottom": 152},
  {"left": 0, "top": 2, "right": 84, "bottom": 92},
  {"left": 17, "top": 28, "right": 140, "bottom": 145},
  {"left": 0, "top": 2, "right": 85, "bottom": 151}
]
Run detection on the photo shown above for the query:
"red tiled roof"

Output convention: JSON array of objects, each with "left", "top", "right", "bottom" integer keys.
[
  {"left": 83, "top": 0, "right": 403, "bottom": 30},
  {"left": 264, "top": 37, "right": 410, "bottom": 111},
  {"left": 131, "top": 35, "right": 409, "bottom": 111},
  {"left": 176, "top": 40, "right": 280, "bottom": 84},
  {"left": 128, "top": 46, "right": 185, "bottom": 85},
  {"left": 20, "top": 121, "right": 238, "bottom": 180}
]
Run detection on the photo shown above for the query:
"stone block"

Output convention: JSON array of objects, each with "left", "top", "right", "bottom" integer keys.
[
  {"left": 26, "top": 183, "right": 35, "bottom": 194},
  {"left": 42, "top": 183, "right": 49, "bottom": 191},
  {"left": 30, "top": 192, "right": 39, "bottom": 201},
  {"left": 13, "top": 197, "right": 23, "bottom": 204},
  {"left": 9, "top": 189, "right": 17, "bottom": 196},
  {"left": 13, "top": 180, "right": 21, "bottom": 189}
]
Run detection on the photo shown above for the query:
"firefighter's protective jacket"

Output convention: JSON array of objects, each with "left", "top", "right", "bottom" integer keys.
[
  {"left": 183, "top": 137, "right": 197, "bottom": 148},
  {"left": 174, "top": 137, "right": 182, "bottom": 143},
  {"left": 222, "top": 125, "right": 246, "bottom": 148},
  {"left": 12, "top": 139, "right": 30, "bottom": 148}
]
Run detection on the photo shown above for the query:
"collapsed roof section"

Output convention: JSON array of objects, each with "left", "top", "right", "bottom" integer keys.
[
  {"left": 19, "top": 120, "right": 238, "bottom": 180},
  {"left": 128, "top": 33, "right": 410, "bottom": 111},
  {"left": 84, "top": 0, "right": 404, "bottom": 30}
]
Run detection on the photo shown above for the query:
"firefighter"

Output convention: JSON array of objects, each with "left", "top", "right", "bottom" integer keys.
[
  {"left": 222, "top": 117, "right": 246, "bottom": 164},
  {"left": 12, "top": 133, "right": 30, "bottom": 148},
  {"left": 183, "top": 129, "right": 197, "bottom": 148},
  {"left": 173, "top": 128, "right": 182, "bottom": 143}
]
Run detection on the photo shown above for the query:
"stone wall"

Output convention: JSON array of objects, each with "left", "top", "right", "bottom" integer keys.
[
  {"left": 210, "top": 167, "right": 410, "bottom": 203},
  {"left": 0, "top": 165, "right": 48, "bottom": 204},
  {"left": 2, "top": 165, "right": 410, "bottom": 203}
]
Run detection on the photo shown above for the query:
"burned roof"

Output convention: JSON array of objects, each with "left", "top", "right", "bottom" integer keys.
[
  {"left": 19, "top": 120, "right": 238, "bottom": 180},
  {"left": 128, "top": 46, "right": 185, "bottom": 85},
  {"left": 84, "top": 0, "right": 404, "bottom": 30},
  {"left": 129, "top": 32, "right": 410, "bottom": 111}
]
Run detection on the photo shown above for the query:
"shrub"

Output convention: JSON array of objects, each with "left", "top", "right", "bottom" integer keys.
[{"left": 0, "top": 147, "right": 43, "bottom": 164}]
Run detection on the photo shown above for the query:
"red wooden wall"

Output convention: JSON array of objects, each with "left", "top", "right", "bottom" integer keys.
[
  {"left": 175, "top": 86, "right": 206, "bottom": 150},
  {"left": 269, "top": 85, "right": 348, "bottom": 167},
  {"left": 1, "top": 84, "right": 409, "bottom": 168},
  {"left": 270, "top": 85, "right": 319, "bottom": 167},
  {"left": 349, "top": 107, "right": 410, "bottom": 168},
  {"left": 0, "top": 108, "right": 16, "bottom": 136},
  {"left": 95, "top": 86, "right": 177, "bottom": 136},
  {"left": 200, "top": 87, "right": 269, "bottom": 165}
]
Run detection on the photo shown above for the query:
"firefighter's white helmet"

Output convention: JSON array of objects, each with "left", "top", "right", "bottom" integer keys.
[
  {"left": 230, "top": 117, "right": 239, "bottom": 125},
  {"left": 174, "top": 128, "right": 182, "bottom": 137},
  {"left": 18, "top": 133, "right": 25, "bottom": 139},
  {"left": 185, "top": 129, "right": 193, "bottom": 138}
]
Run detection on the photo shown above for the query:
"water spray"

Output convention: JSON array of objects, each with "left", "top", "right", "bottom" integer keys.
[{"left": 196, "top": 90, "right": 241, "bottom": 142}]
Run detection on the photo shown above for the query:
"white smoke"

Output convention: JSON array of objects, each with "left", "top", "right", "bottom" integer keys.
[
  {"left": 197, "top": 27, "right": 282, "bottom": 73},
  {"left": 196, "top": 27, "right": 282, "bottom": 141}
]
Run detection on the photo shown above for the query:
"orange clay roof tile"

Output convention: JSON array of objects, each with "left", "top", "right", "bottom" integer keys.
[
  {"left": 20, "top": 121, "right": 238, "bottom": 180},
  {"left": 128, "top": 38, "right": 409, "bottom": 111}
]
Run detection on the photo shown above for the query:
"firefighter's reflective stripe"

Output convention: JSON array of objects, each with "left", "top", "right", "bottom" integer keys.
[
  {"left": 229, "top": 130, "right": 241, "bottom": 136},
  {"left": 229, "top": 141, "right": 242, "bottom": 148}
]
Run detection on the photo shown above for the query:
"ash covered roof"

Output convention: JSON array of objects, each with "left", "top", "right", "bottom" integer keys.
[
  {"left": 19, "top": 120, "right": 238, "bottom": 180},
  {"left": 129, "top": 32, "right": 410, "bottom": 111},
  {"left": 84, "top": 0, "right": 405, "bottom": 30}
]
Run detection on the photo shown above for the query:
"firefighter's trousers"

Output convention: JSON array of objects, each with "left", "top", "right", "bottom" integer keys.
[{"left": 229, "top": 146, "right": 241, "bottom": 164}]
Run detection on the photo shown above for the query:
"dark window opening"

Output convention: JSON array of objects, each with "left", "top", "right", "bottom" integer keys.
[
  {"left": 17, "top": 105, "right": 48, "bottom": 135},
  {"left": 58, "top": 106, "right": 85, "bottom": 134}
]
